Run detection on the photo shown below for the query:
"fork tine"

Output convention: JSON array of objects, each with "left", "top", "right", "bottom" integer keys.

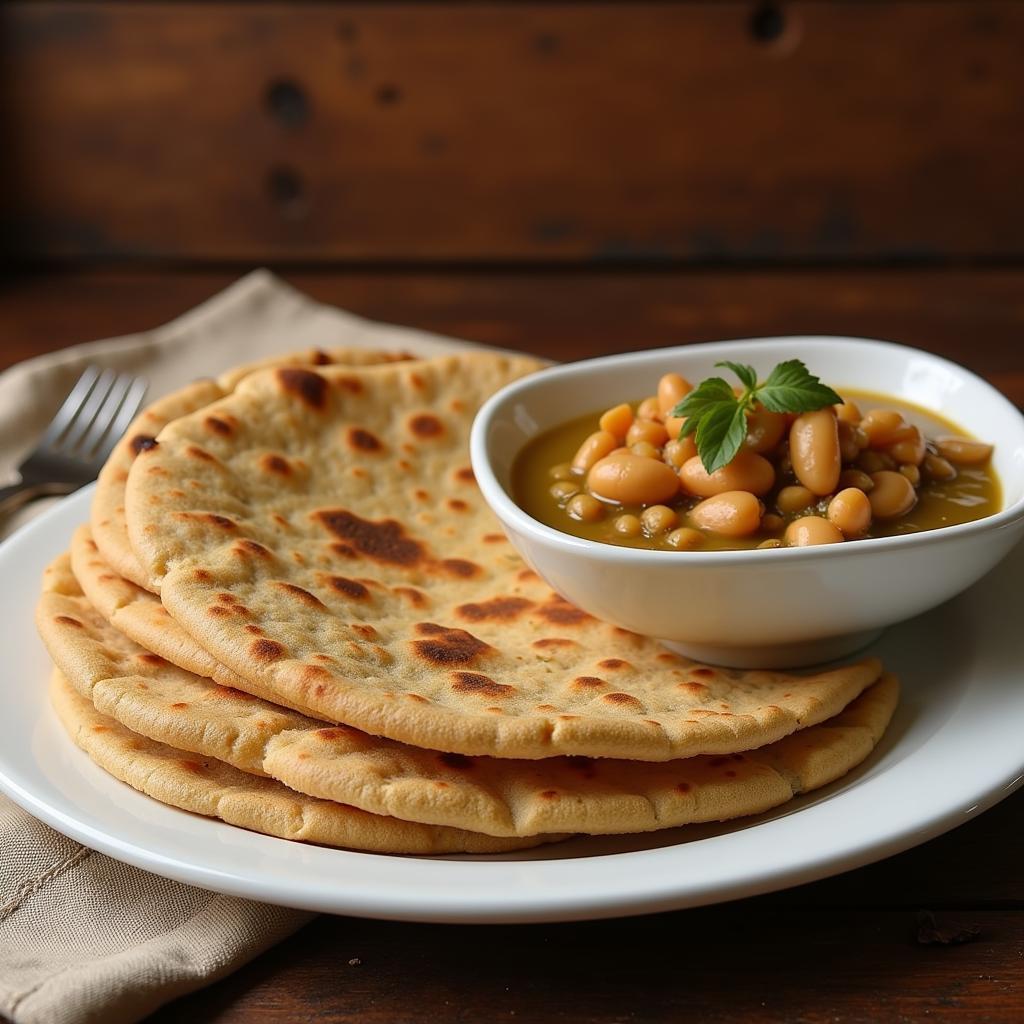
[
  {"left": 58, "top": 368, "right": 117, "bottom": 455},
  {"left": 80, "top": 372, "right": 135, "bottom": 460},
  {"left": 37, "top": 366, "right": 102, "bottom": 450},
  {"left": 101, "top": 376, "right": 149, "bottom": 457}
]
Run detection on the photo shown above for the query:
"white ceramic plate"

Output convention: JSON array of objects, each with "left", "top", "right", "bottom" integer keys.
[{"left": 1, "top": 485, "right": 1021, "bottom": 923}]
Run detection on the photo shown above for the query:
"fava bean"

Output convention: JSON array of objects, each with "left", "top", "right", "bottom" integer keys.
[
  {"left": 641, "top": 505, "right": 678, "bottom": 535},
  {"left": 887, "top": 426, "right": 925, "bottom": 466},
  {"left": 663, "top": 436, "right": 698, "bottom": 468},
  {"left": 626, "top": 418, "right": 669, "bottom": 448},
  {"left": 785, "top": 516, "right": 844, "bottom": 546},
  {"left": 679, "top": 450, "right": 775, "bottom": 498},
  {"left": 922, "top": 453, "right": 957, "bottom": 481},
  {"left": 598, "top": 403, "right": 633, "bottom": 442},
  {"left": 758, "top": 538, "right": 783, "bottom": 549},
  {"left": 744, "top": 405, "right": 787, "bottom": 454},
  {"left": 549, "top": 481, "right": 579, "bottom": 502},
  {"left": 838, "top": 468, "right": 874, "bottom": 492},
  {"left": 837, "top": 420, "right": 861, "bottom": 462},
  {"left": 549, "top": 462, "right": 575, "bottom": 481},
  {"left": 935, "top": 436, "right": 994, "bottom": 466},
  {"left": 834, "top": 400, "right": 862, "bottom": 425},
  {"left": 860, "top": 409, "right": 907, "bottom": 448},
  {"left": 776, "top": 484, "right": 816, "bottom": 515},
  {"left": 571, "top": 430, "right": 618, "bottom": 473},
  {"left": 790, "top": 410, "right": 841, "bottom": 496},
  {"left": 630, "top": 441, "right": 661, "bottom": 459},
  {"left": 663, "top": 415, "right": 687, "bottom": 438},
  {"left": 899, "top": 464, "right": 921, "bottom": 486},
  {"left": 688, "top": 491, "right": 763, "bottom": 537},
  {"left": 857, "top": 450, "right": 895, "bottom": 474},
  {"left": 637, "top": 396, "right": 662, "bottom": 421},
  {"left": 657, "top": 373, "right": 692, "bottom": 415},
  {"left": 869, "top": 471, "right": 917, "bottom": 519},
  {"left": 827, "top": 488, "right": 872, "bottom": 538},
  {"left": 587, "top": 453, "right": 681, "bottom": 505},
  {"left": 613, "top": 513, "right": 642, "bottom": 537},
  {"left": 566, "top": 493, "right": 606, "bottom": 522},
  {"left": 666, "top": 527, "right": 705, "bottom": 550},
  {"left": 761, "top": 513, "right": 785, "bottom": 533}
]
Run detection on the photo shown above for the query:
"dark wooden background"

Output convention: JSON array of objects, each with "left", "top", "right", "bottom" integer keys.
[{"left": 1, "top": 3, "right": 1022, "bottom": 1022}]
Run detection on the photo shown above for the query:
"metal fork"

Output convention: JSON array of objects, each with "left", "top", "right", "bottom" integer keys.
[{"left": 0, "top": 366, "right": 148, "bottom": 519}]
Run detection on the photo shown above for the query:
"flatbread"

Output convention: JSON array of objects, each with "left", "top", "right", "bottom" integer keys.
[
  {"left": 124, "top": 352, "right": 882, "bottom": 761},
  {"left": 50, "top": 670, "right": 545, "bottom": 855},
  {"left": 92, "top": 348, "right": 412, "bottom": 592},
  {"left": 71, "top": 524, "right": 330, "bottom": 721},
  {"left": 40, "top": 552, "right": 897, "bottom": 837}
]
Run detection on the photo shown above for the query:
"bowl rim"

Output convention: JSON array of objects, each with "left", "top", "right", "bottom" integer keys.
[{"left": 471, "top": 335, "right": 1024, "bottom": 567}]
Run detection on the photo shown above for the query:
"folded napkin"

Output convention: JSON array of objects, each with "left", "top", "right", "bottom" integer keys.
[{"left": 0, "top": 271, "right": 475, "bottom": 1024}]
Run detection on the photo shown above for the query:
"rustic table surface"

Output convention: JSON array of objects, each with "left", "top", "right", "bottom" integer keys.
[{"left": 0, "top": 268, "right": 1021, "bottom": 1023}]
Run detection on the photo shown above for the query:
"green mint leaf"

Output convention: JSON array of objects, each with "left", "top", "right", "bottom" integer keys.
[
  {"left": 694, "top": 401, "right": 749, "bottom": 474},
  {"left": 671, "top": 377, "right": 735, "bottom": 436},
  {"left": 755, "top": 359, "right": 843, "bottom": 413},
  {"left": 715, "top": 361, "right": 758, "bottom": 392}
]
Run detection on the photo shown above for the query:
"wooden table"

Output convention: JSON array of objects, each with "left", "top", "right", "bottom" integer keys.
[{"left": 1, "top": 268, "right": 1022, "bottom": 1023}]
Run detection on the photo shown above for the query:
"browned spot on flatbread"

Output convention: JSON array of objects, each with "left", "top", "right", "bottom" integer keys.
[
  {"left": 692, "top": 667, "right": 717, "bottom": 678},
  {"left": 277, "top": 368, "right": 328, "bottom": 409},
  {"left": 656, "top": 652, "right": 685, "bottom": 664},
  {"left": 316, "top": 509, "right": 425, "bottom": 566},
  {"left": 393, "top": 586, "right": 427, "bottom": 607},
  {"left": 439, "top": 558, "right": 481, "bottom": 579},
  {"left": 251, "top": 638, "right": 285, "bottom": 661},
  {"left": 456, "top": 596, "right": 532, "bottom": 623},
  {"left": 186, "top": 445, "right": 217, "bottom": 463},
  {"left": 539, "top": 790, "right": 559, "bottom": 800},
  {"left": 348, "top": 428, "right": 383, "bottom": 453},
  {"left": 216, "top": 592, "right": 238, "bottom": 604},
  {"left": 455, "top": 466, "right": 475, "bottom": 483},
  {"left": 446, "top": 499, "right": 468, "bottom": 512},
  {"left": 170, "top": 702, "right": 189, "bottom": 710},
  {"left": 136, "top": 653, "right": 167, "bottom": 666},
  {"left": 598, "top": 658, "right": 630, "bottom": 671},
  {"left": 91, "top": 725, "right": 109, "bottom": 733},
  {"left": 482, "top": 533, "right": 507, "bottom": 544},
  {"left": 273, "top": 582, "right": 325, "bottom": 608},
  {"left": 179, "top": 760, "right": 207, "bottom": 775},
  {"left": 205, "top": 416, "right": 232, "bottom": 436},
  {"left": 410, "top": 413, "right": 444, "bottom": 438},
  {"left": 450, "top": 671, "right": 517, "bottom": 698},
  {"left": 438, "top": 752, "right": 472, "bottom": 770},
  {"left": 678, "top": 681, "right": 709, "bottom": 694},
  {"left": 193, "top": 569, "right": 212, "bottom": 582},
  {"left": 312, "top": 349, "right": 332, "bottom": 365},
  {"left": 208, "top": 605, "right": 230, "bottom": 618},
  {"left": 234, "top": 539, "right": 272, "bottom": 559},
  {"left": 351, "top": 623, "right": 378, "bottom": 639},
  {"left": 572, "top": 676, "right": 607, "bottom": 690},
  {"left": 54, "top": 615, "right": 83, "bottom": 628},
  {"left": 130, "top": 435, "right": 158, "bottom": 454},
  {"left": 406, "top": 693, "right": 429, "bottom": 704},
  {"left": 300, "top": 664, "right": 333, "bottom": 683},
  {"left": 334, "top": 375, "right": 363, "bottom": 394},
  {"left": 261, "top": 454, "right": 292, "bottom": 476},
  {"left": 326, "top": 576, "right": 371, "bottom": 601},
  {"left": 537, "top": 597, "right": 592, "bottom": 626},
  {"left": 602, "top": 692, "right": 645, "bottom": 710},
  {"left": 244, "top": 624, "right": 265, "bottom": 636},
  {"left": 676, "top": 782, "right": 692, "bottom": 794},
  {"left": 412, "top": 623, "right": 492, "bottom": 666},
  {"left": 533, "top": 637, "right": 577, "bottom": 650}
]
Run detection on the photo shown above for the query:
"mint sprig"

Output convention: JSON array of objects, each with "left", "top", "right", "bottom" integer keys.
[{"left": 672, "top": 359, "right": 843, "bottom": 474}]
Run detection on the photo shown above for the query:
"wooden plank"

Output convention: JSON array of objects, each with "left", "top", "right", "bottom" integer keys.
[
  {"left": 146, "top": 907, "right": 1024, "bottom": 1023},
  {"left": 2, "top": 268, "right": 1022, "bottom": 403},
  {"left": 2, "top": 2, "right": 1024, "bottom": 262}
]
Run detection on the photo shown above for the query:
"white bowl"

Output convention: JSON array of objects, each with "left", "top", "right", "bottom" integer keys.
[{"left": 471, "top": 336, "right": 1024, "bottom": 668}]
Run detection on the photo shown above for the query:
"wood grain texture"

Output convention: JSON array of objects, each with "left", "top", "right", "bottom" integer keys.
[
  {"left": 2, "top": 268, "right": 1022, "bottom": 403},
  {"left": 3, "top": 2, "right": 1024, "bottom": 262}
]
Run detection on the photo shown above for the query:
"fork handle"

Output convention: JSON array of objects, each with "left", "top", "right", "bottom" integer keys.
[{"left": 0, "top": 480, "right": 78, "bottom": 520}]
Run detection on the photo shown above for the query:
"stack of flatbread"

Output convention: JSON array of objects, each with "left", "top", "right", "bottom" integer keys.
[{"left": 36, "top": 347, "right": 898, "bottom": 856}]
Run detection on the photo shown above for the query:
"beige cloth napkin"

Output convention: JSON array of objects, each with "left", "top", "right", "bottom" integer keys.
[{"left": 0, "top": 271, "right": 478, "bottom": 1024}]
